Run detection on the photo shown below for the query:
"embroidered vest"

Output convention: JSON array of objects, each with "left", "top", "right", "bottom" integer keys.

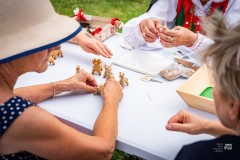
[{"left": 175, "top": 0, "right": 229, "bottom": 33}]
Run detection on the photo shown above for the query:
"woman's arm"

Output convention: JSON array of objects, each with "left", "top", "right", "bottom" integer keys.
[
  {"left": 74, "top": 32, "right": 112, "bottom": 58},
  {"left": 14, "top": 69, "right": 97, "bottom": 104},
  {"left": 2, "top": 78, "right": 123, "bottom": 160},
  {"left": 166, "top": 110, "right": 236, "bottom": 137},
  {"left": 122, "top": 0, "right": 177, "bottom": 50}
]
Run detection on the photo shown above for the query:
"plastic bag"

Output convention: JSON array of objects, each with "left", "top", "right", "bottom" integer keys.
[{"left": 160, "top": 62, "right": 195, "bottom": 80}]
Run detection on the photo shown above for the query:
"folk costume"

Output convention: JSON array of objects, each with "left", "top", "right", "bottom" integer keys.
[{"left": 122, "top": 0, "right": 240, "bottom": 51}]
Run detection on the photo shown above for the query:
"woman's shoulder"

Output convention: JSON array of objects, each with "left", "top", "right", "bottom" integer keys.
[{"left": 0, "top": 96, "right": 35, "bottom": 136}]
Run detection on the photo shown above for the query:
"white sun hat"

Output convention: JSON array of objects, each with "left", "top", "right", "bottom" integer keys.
[{"left": 0, "top": 0, "right": 82, "bottom": 64}]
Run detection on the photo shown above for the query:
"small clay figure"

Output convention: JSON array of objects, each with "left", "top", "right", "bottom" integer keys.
[
  {"left": 76, "top": 65, "right": 80, "bottom": 74},
  {"left": 93, "top": 84, "right": 103, "bottom": 95},
  {"left": 51, "top": 50, "right": 63, "bottom": 59},
  {"left": 103, "top": 63, "right": 112, "bottom": 78},
  {"left": 91, "top": 58, "right": 102, "bottom": 75},
  {"left": 106, "top": 71, "right": 115, "bottom": 80},
  {"left": 48, "top": 56, "right": 55, "bottom": 65},
  {"left": 119, "top": 72, "right": 128, "bottom": 88}
]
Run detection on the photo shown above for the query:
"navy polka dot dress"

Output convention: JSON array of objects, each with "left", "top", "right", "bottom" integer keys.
[{"left": 0, "top": 96, "right": 44, "bottom": 160}]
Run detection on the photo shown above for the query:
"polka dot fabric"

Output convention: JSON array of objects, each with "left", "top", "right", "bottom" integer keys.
[{"left": 0, "top": 96, "right": 44, "bottom": 160}]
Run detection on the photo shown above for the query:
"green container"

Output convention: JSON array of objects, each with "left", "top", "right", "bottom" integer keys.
[{"left": 200, "top": 87, "right": 213, "bottom": 99}]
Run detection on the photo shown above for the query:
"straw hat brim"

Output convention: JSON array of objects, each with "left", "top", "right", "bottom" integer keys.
[{"left": 0, "top": 14, "right": 82, "bottom": 64}]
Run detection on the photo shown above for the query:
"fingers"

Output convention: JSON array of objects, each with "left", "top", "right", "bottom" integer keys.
[
  {"left": 96, "top": 42, "right": 112, "bottom": 58},
  {"left": 81, "top": 83, "right": 96, "bottom": 93},
  {"left": 160, "top": 38, "right": 173, "bottom": 48},
  {"left": 167, "top": 111, "right": 186, "bottom": 124},
  {"left": 159, "top": 33, "right": 173, "bottom": 43},
  {"left": 166, "top": 110, "right": 201, "bottom": 135},
  {"left": 140, "top": 18, "right": 160, "bottom": 42},
  {"left": 86, "top": 75, "right": 98, "bottom": 87},
  {"left": 81, "top": 69, "right": 98, "bottom": 86},
  {"left": 166, "top": 111, "right": 190, "bottom": 132},
  {"left": 142, "top": 32, "right": 157, "bottom": 42},
  {"left": 145, "top": 25, "right": 159, "bottom": 39},
  {"left": 162, "top": 29, "right": 179, "bottom": 37},
  {"left": 166, "top": 123, "right": 191, "bottom": 133},
  {"left": 76, "top": 33, "right": 112, "bottom": 58},
  {"left": 102, "top": 79, "right": 123, "bottom": 102},
  {"left": 103, "top": 44, "right": 112, "bottom": 56},
  {"left": 159, "top": 29, "right": 180, "bottom": 48}
]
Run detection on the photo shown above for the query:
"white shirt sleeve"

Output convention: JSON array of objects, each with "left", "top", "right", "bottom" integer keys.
[
  {"left": 189, "top": 0, "right": 240, "bottom": 52},
  {"left": 122, "top": 0, "right": 240, "bottom": 51},
  {"left": 122, "top": 0, "right": 177, "bottom": 50}
]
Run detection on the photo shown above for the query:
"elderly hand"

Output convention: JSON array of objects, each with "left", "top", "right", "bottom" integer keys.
[
  {"left": 166, "top": 110, "right": 210, "bottom": 135},
  {"left": 63, "top": 69, "right": 98, "bottom": 93},
  {"left": 139, "top": 18, "right": 162, "bottom": 42},
  {"left": 159, "top": 26, "right": 198, "bottom": 48},
  {"left": 101, "top": 78, "right": 123, "bottom": 104},
  {"left": 74, "top": 32, "right": 112, "bottom": 58}
]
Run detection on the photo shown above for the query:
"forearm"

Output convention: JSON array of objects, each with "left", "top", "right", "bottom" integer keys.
[
  {"left": 93, "top": 99, "right": 119, "bottom": 145},
  {"left": 14, "top": 80, "right": 71, "bottom": 104},
  {"left": 204, "top": 120, "right": 236, "bottom": 137},
  {"left": 73, "top": 32, "right": 84, "bottom": 43}
]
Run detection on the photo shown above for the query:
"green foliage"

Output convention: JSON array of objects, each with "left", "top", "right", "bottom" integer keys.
[{"left": 50, "top": 0, "right": 149, "bottom": 23}]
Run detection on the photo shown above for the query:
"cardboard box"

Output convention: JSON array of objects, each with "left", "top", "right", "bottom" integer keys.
[
  {"left": 176, "top": 65, "right": 216, "bottom": 114},
  {"left": 68, "top": 12, "right": 123, "bottom": 44}
]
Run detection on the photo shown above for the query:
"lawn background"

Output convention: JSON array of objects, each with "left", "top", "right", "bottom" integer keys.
[
  {"left": 50, "top": 0, "right": 149, "bottom": 24},
  {"left": 50, "top": 0, "right": 150, "bottom": 159}
]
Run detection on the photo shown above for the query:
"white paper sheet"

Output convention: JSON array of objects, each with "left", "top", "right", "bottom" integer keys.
[{"left": 113, "top": 49, "right": 172, "bottom": 76}]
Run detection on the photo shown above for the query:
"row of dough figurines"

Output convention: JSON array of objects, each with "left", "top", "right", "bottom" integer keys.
[
  {"left": 48, "top": 49, "right": 129, "bottom": 94},
  {"left": 48, "top": 49, "right": 198, "bottom": 82}
]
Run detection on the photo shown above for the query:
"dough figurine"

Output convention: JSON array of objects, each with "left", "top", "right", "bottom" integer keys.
[
  {"left": 93, "top": 84, "right": 103, "bottom": 95},
  {"left": 103, "top": 63, "right": 112, "bottom": 78},
  {"left": 91, "top": 58, "right": 102, "bottom": 75},
  {"left": 119, "top": 72, "right": 128, "bottom": 88},
  {"left": 106, "top": 71, "right": 115, "bottom": 80},
  {"left": 76, "top": 65, "right": 80, "bottom": 74},
  {"left": 48, "top": 56, "right": 55, "bottom": 65},
  {"left": 51, "top": 49, "right": 63, "bottom": 59}
]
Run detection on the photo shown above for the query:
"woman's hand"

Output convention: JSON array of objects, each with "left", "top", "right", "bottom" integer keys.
[
  {"left": 62, "top": 69, "right": 98, "bottom": 93},
  {"left": 166, "top": 110, "right": 210, "bottom": 135},
  {"left": 159, "top": 26, "right": 198, "bottom": 48},
  {"left": 139, "top": 18, "right": 162, "bottom": 42},
  {"left": 101, "top": 78, "right": 123, "bottom": 104},
  {"left": 74, "top": 32, "right": 112, "bottom": 58}
]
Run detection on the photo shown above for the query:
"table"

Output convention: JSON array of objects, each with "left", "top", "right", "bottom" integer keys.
[{"left": 15, "top": 33, "right": 217, "bottom": 160}]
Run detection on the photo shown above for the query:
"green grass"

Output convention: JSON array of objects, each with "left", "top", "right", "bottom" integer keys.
[
  {"left": 50, "top": 1, "right": 149, "bottom": 159},
  {"left": 50, "top": 0, "right": 149, "bottom": 23}
]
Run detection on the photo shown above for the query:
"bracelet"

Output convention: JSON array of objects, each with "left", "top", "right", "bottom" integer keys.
[{"left": 51, "top": 82, "right": 56, "bottom": 98}]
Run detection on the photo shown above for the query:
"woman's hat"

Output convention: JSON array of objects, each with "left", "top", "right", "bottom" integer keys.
[{"left": 0, "top": 0, "right": 82, "bottom": 64}]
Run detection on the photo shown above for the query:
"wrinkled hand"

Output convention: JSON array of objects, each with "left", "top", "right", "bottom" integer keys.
[
  {"left": 166, "top": 110, "right": 209, "bottom": 135},
  {"left": 159, "top": 26, "right": 198, "bottom": 48},
  {"left": 74, "top": 32, "right": 112, "bottom": 58},
  {"left": 64, "top": 69, "right": 98, "bottom": 93},
  {"left": 139, "top": 18, "right": 162, "bottom": 42},
  {"left": 101, "top": 78, "right": 123, "bottom": 104}
]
